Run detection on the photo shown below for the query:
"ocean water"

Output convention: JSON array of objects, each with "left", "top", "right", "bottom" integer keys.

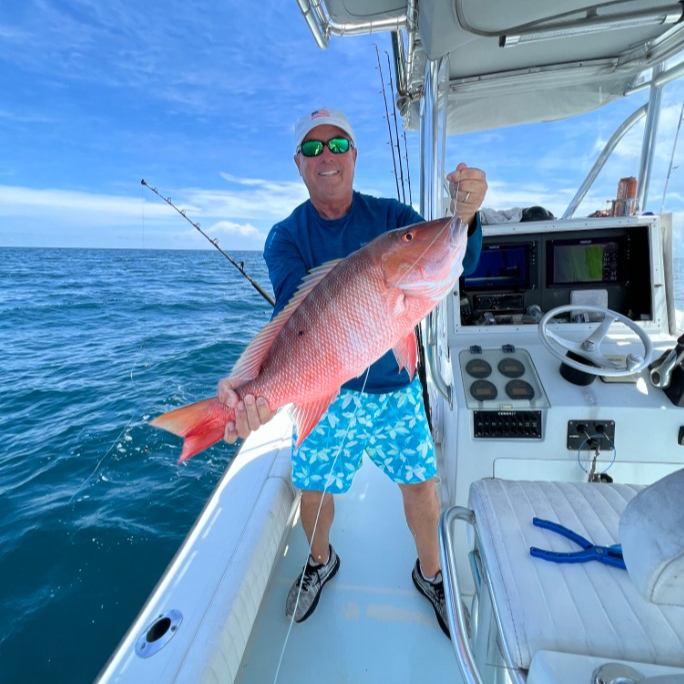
[
  {"left": 4, "top": 247, "right": 684, "bottom": 684},
  {"left": 0, "top": 247, "right": 273, "bottom": 684}
]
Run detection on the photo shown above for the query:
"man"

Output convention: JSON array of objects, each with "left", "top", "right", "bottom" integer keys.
[{"left": 218, "top": 107, "right": 487, "bottom": 636}]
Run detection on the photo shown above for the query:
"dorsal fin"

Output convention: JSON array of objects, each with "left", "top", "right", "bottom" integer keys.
[{"left": 229, "top": 259, "right": 343, "bottom": 384}]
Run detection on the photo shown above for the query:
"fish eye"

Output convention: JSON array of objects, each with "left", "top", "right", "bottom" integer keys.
[{"left": 402, "top": 232, "right": 414, "bottom": 242}]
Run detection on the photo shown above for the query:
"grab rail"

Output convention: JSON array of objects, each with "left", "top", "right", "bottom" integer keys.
[
  {"left": 439, "top": 506, "right": 482, "bottom": 684},
  {"left": 427, "top": 306, "right": 453, "bottom": 408},
  {"left": 439, "top": 506, "right": 526, "bottom": 684}
]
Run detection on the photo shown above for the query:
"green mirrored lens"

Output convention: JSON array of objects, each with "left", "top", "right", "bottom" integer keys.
[
  {"left": 300, "top": 140, "right": 324, "bottom": 157},
  {"left": 300, "top": 137, "right": 351, "bottom": 157},
  {"left": 327, "top": 137, "right": 350, "bottom": 154}
]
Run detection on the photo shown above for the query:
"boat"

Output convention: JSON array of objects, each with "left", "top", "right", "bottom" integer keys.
[{"left": 97, "top": 2, "right": 684, "bottom": 683}]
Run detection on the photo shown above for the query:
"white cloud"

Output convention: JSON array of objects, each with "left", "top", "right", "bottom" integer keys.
[
  {"left": 0, "top": 179, "right": 305, "bottom": 226},
  {"left": 0, "top": 185, "right": 169, "bottom": 222},
  {"left": 0, "top": 25, "right": 29, "bottom": 40},
  {"left": 185, "top": 174, "right": 309, "bottom": 221},
  {"left": 0, "top": 0, "right": 325, "bottom": 118},
  {"left": 220, "top": 173, "right": 268, "bottom": 187},
  {"left": 0, "top": 109, "right": 54, "bottom": 124},
  {"left": 482, "top": 180, "right": 572, "bottom": 218},
  {"left": 206, "top": 220, "right": 265, "bottom": 240},
  {"left": 0, "top": 177, "right": 302, "bottom": 249}
]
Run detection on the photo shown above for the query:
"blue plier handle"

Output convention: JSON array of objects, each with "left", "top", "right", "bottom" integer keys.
[{"left": 529, "top": 517, "right": 626, "bottom": 569}]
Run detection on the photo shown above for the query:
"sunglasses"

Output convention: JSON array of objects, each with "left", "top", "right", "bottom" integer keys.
[{"left": 297, "top": 137, "right": 353, "bottom": 157}]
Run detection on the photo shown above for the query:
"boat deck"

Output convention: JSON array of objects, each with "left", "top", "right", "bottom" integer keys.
[{"left": 235, "top": 456, "right": 459, "bottom": 684}]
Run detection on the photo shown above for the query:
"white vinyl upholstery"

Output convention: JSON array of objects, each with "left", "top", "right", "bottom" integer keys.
[
  {"left": 620, "top": 469, "right": 684, "bottom": 607},
  {"left": 469, "top": 479, "right": 684, "bottom": 671}
]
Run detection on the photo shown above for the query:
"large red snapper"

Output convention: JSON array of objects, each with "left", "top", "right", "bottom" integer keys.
[{"left": 151, "top": 215, "right": 469, "bottom": 462}]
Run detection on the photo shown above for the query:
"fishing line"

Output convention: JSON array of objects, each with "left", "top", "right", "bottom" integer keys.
[
  {"left": 272, "top": 203, "right": 459, "bottom": 670},
  {"left": 69, "top": 191, "right": 152, "bottom": 505},
  {"left": 399, "top": 177, "right": 468, "bottom": 288},
  {"left": 275, "top": 204, "right": 458, "bottom": 663},
  {"left": 273, "top": 367, "right": 371, "bottom": 684},
  {"left": 395, "top": 211, "right": 462, "bottom": 293},
  {"left": 68, "top": 412, "right": 138, "bottom": 505},
  {"left": 274, "top": 200, "right": 460, "bottom": 608},
  {"left": 139, "top": 182, "right": 148, "bottom": 377},
  {"left": 276, "top": 205, "right": 458, "bottom": 602},
  {"left": 141, "top": 180, "right": 146, "bottom": 251}
]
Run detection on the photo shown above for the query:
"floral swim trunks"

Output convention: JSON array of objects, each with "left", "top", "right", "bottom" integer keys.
[{"left": 291, "top": 378, "right": 436, "bottom": 494}]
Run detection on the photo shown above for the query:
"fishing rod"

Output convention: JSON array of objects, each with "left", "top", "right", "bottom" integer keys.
[
  {"left": 402, "top": 130, "right": 413, "bottom": 206},
  {"left": 374, "top": 44, "right": 402, "bottom": 202},
  {"left": 386, "top": 51, "right": 407, "bottom": 205},
  {"left": 374, "top": 50, "right": 427, "bottom": 425},
  {"left": 140, "top": 179, "right": 275, "bottom": 307}
]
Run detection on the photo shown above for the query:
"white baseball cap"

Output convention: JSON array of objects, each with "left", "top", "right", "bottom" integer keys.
[{"left": 294, "top": 107, "right": 355, "bottom": 154}]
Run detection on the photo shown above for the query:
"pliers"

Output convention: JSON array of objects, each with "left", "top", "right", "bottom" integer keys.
[{"left": 529, "top": 517, "right": 626, "bottom": 569}]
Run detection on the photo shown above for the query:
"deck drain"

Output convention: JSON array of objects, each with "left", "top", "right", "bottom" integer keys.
[{"left": 135, "top": 609, "right": 183, "bottom": 658}]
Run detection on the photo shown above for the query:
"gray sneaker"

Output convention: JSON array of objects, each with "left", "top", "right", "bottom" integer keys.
[
  {"left": 412, "top": 559, "right": 450, "bottom": 637},
  {"left": 285, "top": 545, "right": 340, "bottom": 622}
]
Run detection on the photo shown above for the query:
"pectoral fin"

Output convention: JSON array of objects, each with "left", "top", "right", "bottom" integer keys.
[
  {"left": 384, "top": 289, "right": 406, "bottom": 318},
  {"left": 392, "top": 331, "right": 417, "bottom": 381},
  {"left": 291, "top": 390, "right": 340, "bottom": 449}
]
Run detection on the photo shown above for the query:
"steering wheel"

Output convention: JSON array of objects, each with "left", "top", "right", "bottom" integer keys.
[{"left": 539, "top": 305, "right": 653, "bottom": 377}]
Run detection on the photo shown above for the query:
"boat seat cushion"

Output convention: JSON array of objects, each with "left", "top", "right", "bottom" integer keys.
[
  {"left": 468, "top": 479, "right": 684, "bottom": 671},
  {"left": 620, "top": 468, "right": 684, "bottom": 607}
]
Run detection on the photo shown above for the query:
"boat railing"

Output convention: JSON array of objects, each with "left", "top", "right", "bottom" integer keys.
[
  {"left": 294, "top": 0, "right": 409, "bottom": 50},
  {"left": 427, "top": 306, "right": 452, "bottom": 409},
  {"left": 566, "top": 56, "right": 684, "bottom": 219},
  {"left": 562, "top": 105, "right": 647, "bottom": 219},
  {"left": 439, "top": 506, "right": 526, "bottom": 684}
]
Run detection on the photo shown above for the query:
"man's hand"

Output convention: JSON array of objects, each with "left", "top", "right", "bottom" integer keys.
[
  {"left": 217, "top": 377, "right": 275, "bottom": 444},
  {"left": 447, "top": 163, "right": 488, "bottom": 230}
]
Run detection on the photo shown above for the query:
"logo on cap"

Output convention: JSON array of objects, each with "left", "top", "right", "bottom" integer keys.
[{"left": 311, "top": 109, "right": 330, "bottom": 119}]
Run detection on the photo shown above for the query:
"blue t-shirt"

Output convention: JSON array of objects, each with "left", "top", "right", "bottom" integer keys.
[{"left": 263, "top": 191, "right": 482, "bottom": 393}]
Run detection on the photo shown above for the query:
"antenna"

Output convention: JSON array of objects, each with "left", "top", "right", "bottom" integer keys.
[{"left": 660, "top": 100, "right": 684, "bottom": 214}]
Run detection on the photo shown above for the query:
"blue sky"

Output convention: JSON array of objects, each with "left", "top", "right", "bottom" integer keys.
[{"left": 1, "top": 0, "right": 683, "bottom": 251}]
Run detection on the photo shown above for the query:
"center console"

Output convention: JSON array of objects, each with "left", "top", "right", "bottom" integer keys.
[{"left": 459, "top": 224, "right": 652, "bottom": 326}]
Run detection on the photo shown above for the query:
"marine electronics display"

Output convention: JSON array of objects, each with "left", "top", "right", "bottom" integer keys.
[
  {"left": 463, "top": 243, "right": 532, "bottom": 291},
  {"left": 460, "top": 242, "right": 535, "bottom": 318},
  {"left": 547, "top": 237, "right": 622, "bottom": 287},
  {"left": 458, "top": 224, "right": 652, "bottom": 325}
]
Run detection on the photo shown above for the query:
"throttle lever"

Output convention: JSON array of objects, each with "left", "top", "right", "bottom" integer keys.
[{"left": 650, "top": 343, "right": 684, "bottom": 388}]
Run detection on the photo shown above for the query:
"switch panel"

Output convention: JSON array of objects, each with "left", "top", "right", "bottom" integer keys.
[{"left": 567, "top": 420, "right": 615, "bottom": 450}]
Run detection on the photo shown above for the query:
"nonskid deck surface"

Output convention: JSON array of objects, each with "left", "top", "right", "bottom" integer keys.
[{"left": 235, "top": 456, "right": 459, "bottom": 684}]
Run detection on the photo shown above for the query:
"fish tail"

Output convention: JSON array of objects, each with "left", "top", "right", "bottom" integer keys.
[{"left": 150, "top": 397, "right": 232, "bottom": 463}]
